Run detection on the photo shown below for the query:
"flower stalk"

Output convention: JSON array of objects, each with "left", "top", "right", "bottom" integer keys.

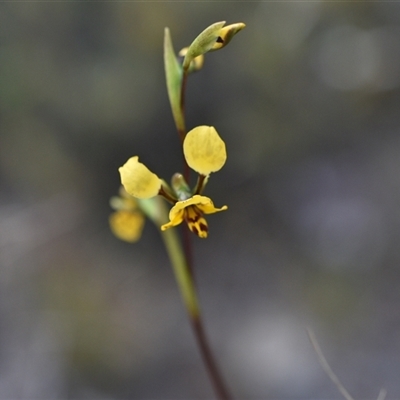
[
  {"left": 110, "top": 21, "right": 245, "bottom": 400},
  {"left": 162, "top": 24, "right": 239, "bottom": 399},
  {"left": 148, "top": 198, "right": 231, "bottom": 400}
]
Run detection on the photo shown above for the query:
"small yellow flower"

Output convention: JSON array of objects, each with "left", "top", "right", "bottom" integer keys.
[
  {"left": 183, "top": 126, "right": 227, "bottom": 176},
  {"left": 116, "top": 126, "right": 227, "bottom": 238},
  {"left": 109, "top": 210, "right": 145, "bottom": 243},
  {"left": 119, "top": 156, "right": 162, "bottom": 199},
  {"left": 161, "top": 195, "right": 227, "bottom": 238},
  {"left": 109, "top": 188, "right": 145, "bottom": 242}
]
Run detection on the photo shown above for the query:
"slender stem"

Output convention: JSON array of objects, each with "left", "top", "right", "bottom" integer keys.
[
  {"left": 160, "top": 223, "right": 200, "bottom": 318},
  {"left": 166, "top": 62, "right": 231, "bottom": 400},
  {"left": 180, "top": 69, "right": 191, "bottom": 184},
  {"left": 175, "top": 68, "right": 187, "bottom": 143},
  {"left": 191, "top": 316, "right": 232, "bottom": 400},
  {"left": 159, "top": 186, "right": 178, "bottom": 204},
  {"left": 180, "top": 69, "right": 188, "bottom": 127},
  {"left": 176, "top": 67, "right": 194, "bottom": 281},
  {"left": 160, "top": 223, "right": 231, "bottom": 400},
  {"left": 194, "top": 174, "right": 207, "bottom": 195},
  {"left": 182, "top": 224, "right": 195, "bottom": 282}
]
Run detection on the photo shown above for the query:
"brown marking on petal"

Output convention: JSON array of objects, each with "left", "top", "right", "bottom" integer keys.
[
  {"left": 197, "top": 219, "right": 208, "bottom": 238},
  {"left": 216, "top": 36, "right": 224, "bottom": 43},
  {"left": 199, "top": 222, "right": 208, "bottom": 233},
  {"left": 184, "top": 205, "right": 209, "bottom": 238},
  {"left": 186, "top": 215, "right": 200, "bottom": 223}
]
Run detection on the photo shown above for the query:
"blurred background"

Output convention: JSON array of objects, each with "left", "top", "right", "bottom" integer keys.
[{"left": 1, "top": 2, "right": 400, "bottom": 399}]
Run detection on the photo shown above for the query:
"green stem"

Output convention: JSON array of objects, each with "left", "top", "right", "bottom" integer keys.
[
  {"left": 179, "top": 69, "right": 191, "bottom": 183},
  {"left": 165, "top": 55, "right": 231, "bottom": 400},
  {"left": 160, "top": 224, "right": 232, "bottom": 400},
  {"left": 143, "top": 198, "right": 231, "bottom": 399},
  {"left": 161, "top": 224, "right": 200, "bottom": 318},
  {"left": 180, "top": 69, "right": 188, "bottom": 129}
]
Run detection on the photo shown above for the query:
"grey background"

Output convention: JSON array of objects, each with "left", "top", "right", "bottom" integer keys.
[{"left": 0, "top": 2, "right": 399, "bottom": 399}]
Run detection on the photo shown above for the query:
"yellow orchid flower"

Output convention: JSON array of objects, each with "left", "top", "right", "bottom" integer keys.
[
  {"left": 117, "top": 126, "right": 227, "bottom": 238},
  {"left": 109, "top": 187, "right": 145, "bottom": 242},
  {"left": 161, "top": 195, "right": 227, "bottom": 238},
  {"left": 109, "top": 210, "right": 145, "bottom": 243}
]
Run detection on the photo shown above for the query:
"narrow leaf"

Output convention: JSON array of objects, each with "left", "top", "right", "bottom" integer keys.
[{"left": 164, "top": 27, "right": 185, "bottom": 132}]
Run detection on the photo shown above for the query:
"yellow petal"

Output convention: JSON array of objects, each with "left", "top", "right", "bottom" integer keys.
[
  {"left": 160, "top": 208, "right": 185, "bottom": 231},
  {"left": 109, "top": 210, "right": 145, "bottom": 242},
  {"left": 183, "top": 126, "right": 227, "bottom": 175},
  {"left": 160, "top": 194, "right": 227, "bottom": 233},
  {"left": 119, "top": 156, "right": 161, "bottom": 199},
  {"left": 196, "top": 202, "right": 228, "bottom": 215},
  {"left": 171, "top": 194, "right": 227, "bottom": 213},
  {"left": 185, "top": 194, "right": 227, "bottom": 215}
]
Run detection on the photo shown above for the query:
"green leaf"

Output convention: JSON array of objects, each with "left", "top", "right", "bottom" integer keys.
[
  {"left": 182, "top": 21, "right": 226, "bottom": 71},
  {"left": 164, "top": 27, "right": 185, "bottom": 133}
]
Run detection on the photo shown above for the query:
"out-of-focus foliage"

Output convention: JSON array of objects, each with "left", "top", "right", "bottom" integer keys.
[{"left": 1, "top": 2, "right": 400, "bottom": 399}]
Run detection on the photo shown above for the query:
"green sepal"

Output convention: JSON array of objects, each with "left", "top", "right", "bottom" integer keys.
[
  {"left": 164, "top": 27, "right": 185, "bottom": 133},
  {"left": 182, "top": 21, "right": 226, "bottom": 71}
]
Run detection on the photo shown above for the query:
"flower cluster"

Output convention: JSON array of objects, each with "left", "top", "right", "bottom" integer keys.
[
  {"left": 118, "top": 126, "right": 227, "bottom": 239},
  {"left": 110, "top": 21, "right": 245, "bottom": 242}
]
